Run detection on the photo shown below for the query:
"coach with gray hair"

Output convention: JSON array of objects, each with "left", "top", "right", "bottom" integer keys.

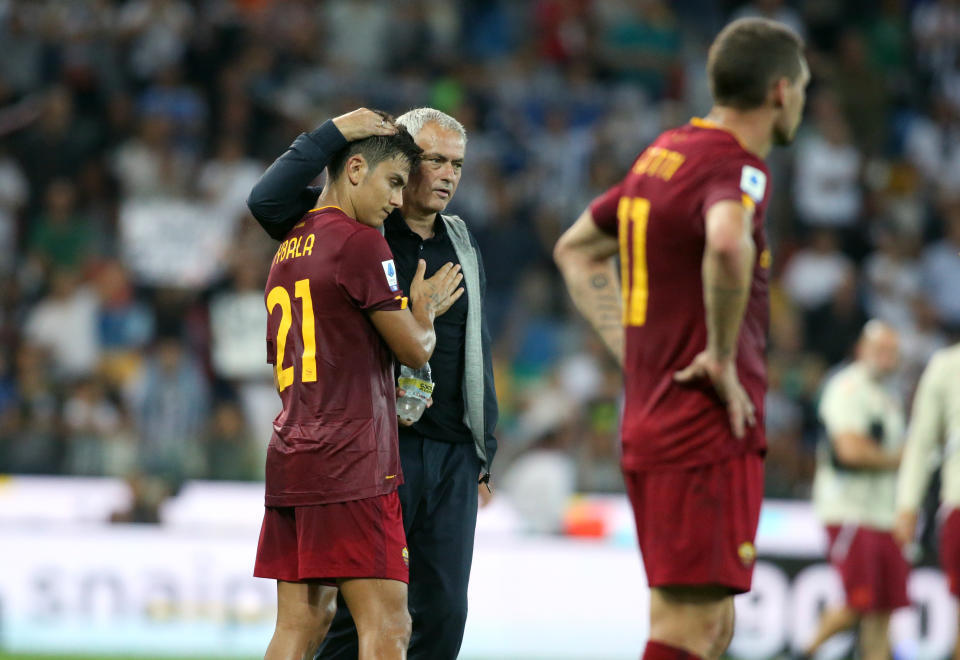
[{"left": 247, "top": 107, "right": 497, "bottom": 659}]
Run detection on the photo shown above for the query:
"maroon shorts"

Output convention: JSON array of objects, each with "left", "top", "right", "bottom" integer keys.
[
  {"left": 253, "top": 491, "right": 409, "bottom": 585},
  {"left": 940, "top": 508, "right": 960, "bottom": 597},
  {"left": 623, "top": 451, "right": 764, "bottom": 594},
  {"left": 825, "top": 524, "right": 910, "bottom": 612}
]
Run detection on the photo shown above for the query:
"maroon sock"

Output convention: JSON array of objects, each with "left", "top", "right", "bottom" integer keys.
[{"left": 642, "top": 640, "right": 703, "bottom": 660}]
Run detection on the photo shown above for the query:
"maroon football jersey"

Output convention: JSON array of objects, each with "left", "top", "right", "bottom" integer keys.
[
  {"left": 591, "top": 118, "right": 772, "bottom": 470},
  {"left": 263, "top": 205, "right": 407, "bottom": 506}
]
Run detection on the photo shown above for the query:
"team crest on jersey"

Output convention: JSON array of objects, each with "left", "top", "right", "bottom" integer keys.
[
  {"left": 740, "top": 165, "right": 766, "bottom": 203},
  {"left": 382, "top": 259, "right": 399, "bottom": 291},
  {"left": 738, "top": 541, "right": 757, "bottom": 566},
  {"left": 402, "top": 546, "right": 410, "bottom": 567}
]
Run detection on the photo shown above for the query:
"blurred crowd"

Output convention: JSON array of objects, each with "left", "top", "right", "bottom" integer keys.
[{"left": 0, "top": 0, "right": 958, "bottom": 526}]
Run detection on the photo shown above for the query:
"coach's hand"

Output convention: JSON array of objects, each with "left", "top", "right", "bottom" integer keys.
[
  {"left": 411, "top": 260, "right": 464, "bottom": 318},
  {"left": 332, "top": 107, "right": 397, "bottom": 141},
  {"left": 673, "top": 352, "right": 756, "bottom": 439}
]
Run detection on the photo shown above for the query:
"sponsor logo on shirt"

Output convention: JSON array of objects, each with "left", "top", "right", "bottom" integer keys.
[
  {"left": 402, "top": 546, "right": 409, "bottom": 567},
  {"left": 740, "top": 165, "right": 766, "bottom": 203},
  {"left": 382, "top": 259, "right": 399, "bottom": 292}
]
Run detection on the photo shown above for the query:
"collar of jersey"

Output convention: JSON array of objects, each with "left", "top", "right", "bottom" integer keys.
[
  {"left": 308, "top": 204, "right": 344, "bottom": 214},
  {"left": 689, "top": 117, "right": 749, "bottom": 151}
]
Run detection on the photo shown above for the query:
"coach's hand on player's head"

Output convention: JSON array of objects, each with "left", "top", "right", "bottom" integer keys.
[
  {"left": 410, "top": 259, "right": 464, "bottom": 318},
  {"left": 332, "top": 107, "right": 397, "bottom": 142},
  {"left": 673, "top": 351, "right": 756, "bottom": 439}
]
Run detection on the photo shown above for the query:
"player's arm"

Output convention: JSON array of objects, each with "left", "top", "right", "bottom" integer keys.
[
  {"left": 674, "top": 199, "right": 756, "bottom": 438},
  {"left": 369, "top": 260, "right": 463, "bottom": 368},
  {"left": 830, "top": 432, "right": 901, "bottom": 470},
  {"left": 553, "top": 208, "right": 623, "bottom": 366},
  {"left": 246, "top": 109, "right": 395, "bottom": 240},
  {"left": 895, "top": 354, "right": 946, "bottom": 544},
  {"left": 702, "top": 199, "right": 755, "bottom": 362}
]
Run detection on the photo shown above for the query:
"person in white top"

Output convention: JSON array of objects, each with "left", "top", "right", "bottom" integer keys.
[
  {"left": 895, "top": 341, "right": 960, "bottom": 660},
  {"left": 803, "top": 321, "right": 909, "bottom": 660}
]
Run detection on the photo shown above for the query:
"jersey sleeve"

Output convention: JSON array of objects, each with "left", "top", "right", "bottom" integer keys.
[
  {"left": 336, "top": 228, "right": 408, "bottom": 312},
  {"left": 700, "top": 155, "right": 769, "bottom": 217},
  {"left": 819, "top": 373, "right": 869, "bottom": 437},
  {"left": 588, "top": 181, "right": 623, "bottom": 236},
  {"left": 897, "top": 353, "right": 947, "bottom": 511}
]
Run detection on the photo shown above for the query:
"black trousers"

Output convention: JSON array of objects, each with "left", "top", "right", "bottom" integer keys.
[{"left": 315, "top": 433, "right": 480, "bottom": 660}]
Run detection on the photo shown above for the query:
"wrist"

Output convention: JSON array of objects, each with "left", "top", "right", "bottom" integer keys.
[
  {"left": 411, "top": 298, "right": 435, "bottom": 325},
  {"left": 705, "top": 347, "right": 736, "bottom": 365}
]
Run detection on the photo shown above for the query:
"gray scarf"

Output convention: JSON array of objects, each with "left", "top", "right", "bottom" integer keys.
[{"left": 441, "top": 213, "right": 487, "bottom": 469}]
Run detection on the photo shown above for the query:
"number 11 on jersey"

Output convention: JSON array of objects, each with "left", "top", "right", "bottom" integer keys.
[
  {"left": 618, "top": 196, "right": 650, "bottom": 327},
  {"left": 267, "top": 278, "right": 317, "bottom": 393}
]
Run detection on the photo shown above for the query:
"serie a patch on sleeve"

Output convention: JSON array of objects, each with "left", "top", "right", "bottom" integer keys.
[
  {"left": 382, "top": 259, "right": 399, "bottom": 291},
  {"left": 740, "top": 165, "right": 766, "bottom": 204}
]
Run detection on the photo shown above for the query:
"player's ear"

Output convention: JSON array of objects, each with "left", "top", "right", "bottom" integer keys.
[
  {"left": 771, "top": 77, "right": 788, "bottom": 109},
  {"left": 346, "top": 154, "right": 368, "bottom": 186}
]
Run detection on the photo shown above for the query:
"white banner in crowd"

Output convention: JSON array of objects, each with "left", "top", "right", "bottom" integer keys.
[{"left": 0, "top": 477, "right": 956, "bottom": 659}]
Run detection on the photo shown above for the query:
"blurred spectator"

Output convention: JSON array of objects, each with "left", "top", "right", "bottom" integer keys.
[
  {"left": 208, "top": 255, "right": 274, "bottom": 456},
  {"left": 138, "top": 65, "right": 207, "bottom": 154},
  {"left": 12, "top": 87, "right": 100, "bottom": 206},
  {"left": 594, "top": 0, "right": 682, "bottom": 99},
  {"left": 1, "top": 345, "right": 60, "bottom": 474},
  {"left": 323, "top": 0, "right": 392, "bottom": 73},
  {"left": 94, "top": 260, "right": 154, "bottom": 387},
  {"left": 783, "top": 229, "right": 854, "bottom": 310},
  {"left": 209, "top": 259, "right": 269, "bottom": 383},
  {"left": 805, "top": 272, "right": 867, "bottom": 366},
  {"left": 111, "top": 116, "right": 193, "bottom": 199},
  {"left": 62, "top": 376, "right": 135, "bottom": 477},
  {"left": 0, "top": 146, "right": 27, "bottom": 273},
  {"left": 197, "top": 135, "right": 263, "bottom": 220},
  {"left": 831, "top": 30, "right": 888, "bottom": 154},
  {"left": 732, "top": 0, "right": 806, "bottom": 40},
  {"left": 793, "top": 91, "right": 863, "bottom": 231},
  {"left": 863, "top": 223, "right": 922, "bottom": 332},
  {"left": 27, "top": 179, "right": 97, "bottom": 271},
  {"left": 904, "top": 94, "right": 960, "bottom": 194},
  {"left": 117, "top": 0, "right": 195, "bottom": 80},
  {"left": 911, "top": 0, "right": 960, "bottom": 75},
  {"left": 502, "top": 425, "right": 577, "bottom": 534},
  {"left": 574, "top": 368, "right": 624, "bottom": 494},
  {"left": 23, "top": 268, "right": 101, "bottom": 380},
  {"left": 203, "top": 400, "right": 259, "bottom": 481},
  {"left": 921, "top": 199, "right": 960, "bottom": 331},
  {"left": 130, "top": 335, "right": 209, "bottom": 485}
]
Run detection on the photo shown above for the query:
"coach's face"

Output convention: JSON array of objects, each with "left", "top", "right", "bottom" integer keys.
[
  {"left": 405, "top": 122, "right": 465, "bottom": 216},
  {"left": 352, "top": 155, "right": 410, "bottom": 228}
]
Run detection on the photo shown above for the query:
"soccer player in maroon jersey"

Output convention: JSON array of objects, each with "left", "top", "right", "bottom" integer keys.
[
  {"left": 253, "top": 127, "right": 464, "bottom": 660},
  {"left": 554, "top": 18, "right": 809, "bottom": 660}
]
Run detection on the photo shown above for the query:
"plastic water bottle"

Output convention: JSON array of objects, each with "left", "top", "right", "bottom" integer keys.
[{"left": 397, "top": 363, "right": 433, "bottom": 424}]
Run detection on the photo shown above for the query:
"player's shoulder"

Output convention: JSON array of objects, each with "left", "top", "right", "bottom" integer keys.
[
  {"left": 928, "top": 344, "right": 960, "bottom": 376},
  {"left": 678, "top": 120, "right": 768, "bottom": 171},
  {"left": 304, "top": 205, "right": 385, "bottom": 243},
  {"left": 824, "top": 362, "right": 867, "bottom": 397}
]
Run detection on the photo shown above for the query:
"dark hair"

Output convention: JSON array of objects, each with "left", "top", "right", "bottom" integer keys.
[
  {"left": 327, "top": 120, "right": 422, "bottom": 181},
  {"left": 707, "top": 18, "right": 805, "bottom": 111}
]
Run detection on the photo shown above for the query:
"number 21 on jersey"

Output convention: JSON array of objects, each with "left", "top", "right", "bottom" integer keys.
[
  {"left": 618, "top": 196, "right": 650, "bottom": 327},
  {"left": 267, "top": 279, "right": 317, "bottom": 392}
]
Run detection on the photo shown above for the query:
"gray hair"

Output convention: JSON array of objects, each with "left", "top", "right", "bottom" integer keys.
[{"left": 395, "top": 107, "right": 467, "bottom": 144}]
